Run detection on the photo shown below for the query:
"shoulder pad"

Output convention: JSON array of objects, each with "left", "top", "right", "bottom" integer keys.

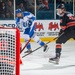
[
  {"left": 66, "top": 12, "right": 73, "bottom": 17},
  {"left": 23, "top": 11, "right": 31, "bottom": 16}
]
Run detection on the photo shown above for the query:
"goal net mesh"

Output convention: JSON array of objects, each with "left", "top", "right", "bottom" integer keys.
[{"left": 0, "top": 28, "right": 20, "bottom": 75}]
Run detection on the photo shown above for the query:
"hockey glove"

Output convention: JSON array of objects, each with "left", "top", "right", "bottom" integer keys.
[{"left": 59, "top": 29, "right": 64, "bottom": 36}]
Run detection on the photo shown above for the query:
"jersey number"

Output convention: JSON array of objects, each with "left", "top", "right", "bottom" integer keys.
[{"left": 23, "top": 20, "right": 32, "bottom": 28}]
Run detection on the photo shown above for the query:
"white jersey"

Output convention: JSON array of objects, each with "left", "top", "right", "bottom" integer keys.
[{"left": 16, "top": 11, "right": 36, "bottom": 35}]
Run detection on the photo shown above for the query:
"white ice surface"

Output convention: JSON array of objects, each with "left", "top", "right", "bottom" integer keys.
[{"left": 20, "top": 41, "right": 75, "bottom": 75}]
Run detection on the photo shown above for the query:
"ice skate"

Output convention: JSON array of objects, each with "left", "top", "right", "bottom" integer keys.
[
  {"left": 43, "top": 45, "right": 49, "bottom": 52},
  {"left": 49, "top": 53, "right": 60, "bottom": 64},
  {"left": 24, "top": 49, "right": 32, "bottom": 53},
  {"left": 49, "top": 57, "right": 60, "bottom": 64}
]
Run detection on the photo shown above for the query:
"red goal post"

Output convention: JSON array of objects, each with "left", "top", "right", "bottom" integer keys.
[{"left": 0, "top": 27, "right": 20, "bottom": 75}]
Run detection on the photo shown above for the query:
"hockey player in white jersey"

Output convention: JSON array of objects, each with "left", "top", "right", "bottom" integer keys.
[{"left": 16, "top": 9, "right": 49, "bottom": 53}]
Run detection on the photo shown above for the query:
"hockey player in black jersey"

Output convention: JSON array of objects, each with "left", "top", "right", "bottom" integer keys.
[{"left": 49, "top": 4, "right": 75, "bottom": 64}]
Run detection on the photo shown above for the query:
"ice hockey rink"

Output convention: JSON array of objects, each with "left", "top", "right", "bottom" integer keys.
[{"left": 20, "top": 40, "right": 75, "bottom": 75}]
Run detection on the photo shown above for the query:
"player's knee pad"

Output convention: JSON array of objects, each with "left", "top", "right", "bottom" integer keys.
[
  {"left": 32, "top": 34, "right": 45, "bottom": 46},
  {"left": 23, "top": 34, "right": 30, "bottom": 40},
  {"left": 32, "top": 34, "right": 40, "bottom": 42},
  {"left": 56, "top": 39, "right": 62, "bottom": 44},
  {"left": 56, "top": 39, "right": 66, "bottom": 44}
]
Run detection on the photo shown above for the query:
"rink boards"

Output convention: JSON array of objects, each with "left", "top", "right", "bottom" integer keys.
[{"left": 0, "top": 20, "right": 73, "bottom": 42}]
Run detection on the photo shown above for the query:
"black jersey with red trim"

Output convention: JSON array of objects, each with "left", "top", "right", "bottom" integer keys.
[{"left": 59, "top": 12, "right": 75, "bottom": 30}]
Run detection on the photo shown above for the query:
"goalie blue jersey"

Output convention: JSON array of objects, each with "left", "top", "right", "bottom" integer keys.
[{"left": 16, "top": 11, "right": 36, "bottom": 37}]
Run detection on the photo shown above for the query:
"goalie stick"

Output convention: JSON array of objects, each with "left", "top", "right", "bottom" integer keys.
[{"left": 22, "top": 32, "right": 65, "bottom": 58}]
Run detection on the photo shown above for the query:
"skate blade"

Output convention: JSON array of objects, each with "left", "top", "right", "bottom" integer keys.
[
  {"left": 44, "top": 47, "right": 49, "bottom": 52},
  {"left": 24, "top": 51, "right": 29, "bottom": 53},
  {"left": 49, "top": 59, "right": 59, "bottom": 64}
]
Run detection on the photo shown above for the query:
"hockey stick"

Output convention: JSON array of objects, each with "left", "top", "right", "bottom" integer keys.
[
  {"left": 22, "top": 32, "right": 64, "bottom": 58},
  {"left": 20, "top": 39, "right": 31, "bottom": 54},
  {"left": 22, "top": 37, "right": 58, "bottom": 58},
  {"left": 22, "top": 32, "right": 65, "bottom": 58}
]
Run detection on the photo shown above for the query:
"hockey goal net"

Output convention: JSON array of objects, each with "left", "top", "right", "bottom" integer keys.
[{"left": 0, "top": 27, "right": 20, "bottom": 75}]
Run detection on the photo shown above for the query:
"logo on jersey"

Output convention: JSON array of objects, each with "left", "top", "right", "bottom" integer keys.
[
  {"left": 34, "top": 22, "right": 44, "bottom": 31},
  {"left": 48, "top": 22, "right": 59, "bottom": 31}
]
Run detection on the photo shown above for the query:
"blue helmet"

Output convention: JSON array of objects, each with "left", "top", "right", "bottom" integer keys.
[{"left": 16, "top": 9, "right": 22, "bottom": 14}]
